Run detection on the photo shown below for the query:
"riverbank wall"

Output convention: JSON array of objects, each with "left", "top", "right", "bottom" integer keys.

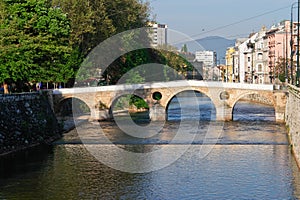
[
  {"left": 0, "top": 92, "right": 61, "bottom": 156},
  {"left": 286, "top": 84, "right": 300, "bottom": 167}
]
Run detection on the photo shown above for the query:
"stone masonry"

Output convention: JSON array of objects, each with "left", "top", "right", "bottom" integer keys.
[
  {"left": 0, "top": 92, "right": 61, "bottom": 155},
  {"left": 286, "top": 84, "right": 300, "bottom": 167},
  {"left": 52, "top": 80, "right": 287, "bottom": 122}
]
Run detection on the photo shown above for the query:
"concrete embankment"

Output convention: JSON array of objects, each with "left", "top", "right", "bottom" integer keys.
[
  {"left": 0, "top": 92, "right": 61, "bottom": 156},
  {"left": 286, "top": 85, "right": 300, "bottom": 167}
]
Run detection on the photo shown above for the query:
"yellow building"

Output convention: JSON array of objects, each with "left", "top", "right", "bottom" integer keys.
[
  {"left": 218, "top": 64, "right": 226, "bottom": 82},
  {"left": 225, "top": 47, "right": 235, "bottom": 82}
]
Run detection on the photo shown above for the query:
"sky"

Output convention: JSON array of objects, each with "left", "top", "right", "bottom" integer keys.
[{"left": 150, "top": 0, "right": 296, "bottom": 40}]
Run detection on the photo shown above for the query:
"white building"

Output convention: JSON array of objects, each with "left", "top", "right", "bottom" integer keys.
[
  {"left": 238, "top": 33, "right": 258, "bottom": 83},
  {"left": 253, "top": 26, "right": 269, "bottom": 84},
  {"left": 194, "top": 51, "right": 217, "bottom": 68},
  {"left": 149, "top": 23, "right": 168, "bottom": 47}
]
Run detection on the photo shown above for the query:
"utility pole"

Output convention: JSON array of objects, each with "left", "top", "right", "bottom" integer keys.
[
  {"left": 285, "top": 30, "right": 288, "bottom": 84},
  {"left": 291, "top": 4, "right": 294, "bottom": 85},
  {"left": 297, "top": 0, "right": 300, "bottom": 86}
]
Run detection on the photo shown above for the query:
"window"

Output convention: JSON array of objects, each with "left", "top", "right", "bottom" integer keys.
[
  {"left": 248, "top": 57, "right": 251, "bottom": 62},
  {"left": 258, "top": 64, "right": 263, "bottom": 72},
  {"left": 258, "top": 53, "right": 263, "bottom": 60}
]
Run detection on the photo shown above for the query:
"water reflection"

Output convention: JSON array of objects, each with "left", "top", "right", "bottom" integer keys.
[
  {"left": 0, "top": 144, "right": 299, "bottom": 199},
  {"left": 167, "top": 91, "right": 216, "bottom": 121},
  {"left": 0, "top": 95, "right": 299, "bottom": 199}
]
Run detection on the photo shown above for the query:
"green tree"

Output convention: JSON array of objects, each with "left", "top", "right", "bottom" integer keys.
[
  {"left": 181, "top": 44, "right": 188, "bottom": 53},
  {"left": 52, "top": 0, "right": 151, "bottom": 84},
  {"left": 102, "top": 46, "right": 193, "bottom": 85},
  {"left": 275, "top": 57, "right": 292, "bottom": 83},
  {"left": 52, "top": 0, "right": 150, "bottom": 58},
  {"left": 0, "top": 0, "right": 75, "bottom": 87}
]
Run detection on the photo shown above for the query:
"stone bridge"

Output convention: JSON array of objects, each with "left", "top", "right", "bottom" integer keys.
[{"left": 51, "top": 80, "right": 287, "bottom": 122}]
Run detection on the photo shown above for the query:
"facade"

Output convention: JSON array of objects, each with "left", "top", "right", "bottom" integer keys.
[
  {"left": 218, "top": 64, "right": 226, "bottom": 82},
  {"left": 253, "top": 26, "right": 269, "bottom": 84},
  {"left": 149, "top": 23, "right": 168, "bottom": 47},
  {"left": 233, "top": 38, "right": 248, "bottom": 83},
  {"left": 288, "top": 20, "right": 297, "bottom": 84},
  {"left": 231, "top": 27, "right": 269, "bottom": 84},
  {"left": 232, "top": 48, "right": 239, "bottom": 82},
  {"left": 225, "top": 47, "right": 235, "bottom": 82},
  {"left": 147, "top": 20, "right": 295, "bottom": 85},
  {"left": 224, "top": 21, "right": 296, "bottom": 85},
  {"left": 238, "top": 33, "right": 258, "bottom": 83},
  {"left": 194, "top": 51, "right": 217, "bottom": 68},
  {"left": 202, "top": 66, "right": 220, "bottom": 81},
  {"left": 265, "top": 20, "right": 290, "bottom": 84}
]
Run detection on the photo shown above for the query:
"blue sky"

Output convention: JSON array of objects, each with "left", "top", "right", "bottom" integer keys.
[{"left": 150, "top": 0, "right": 296, "bottom": 40}]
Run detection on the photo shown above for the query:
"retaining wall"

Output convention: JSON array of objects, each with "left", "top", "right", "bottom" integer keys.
[
  {"left": 0, "top": 91, "right": 61, "bottom": 155},
  {"left": 286, "top": 85, "right": 300, "bottom": 167}
]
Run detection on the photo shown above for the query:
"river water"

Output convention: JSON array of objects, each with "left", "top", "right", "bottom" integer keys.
[{"left": 0, "top": 92, "right": 300, "bottom": 199}]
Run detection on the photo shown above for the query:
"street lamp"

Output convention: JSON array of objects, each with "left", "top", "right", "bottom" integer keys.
[
  {"left": 292, "top": 0, "right": 300, "bottom": 86},
  {"left": 285, "top": 26, "right": 289, "bottom": 84},
  {"left": 291, "top": 2, "right": 298, "bottom": 85},
  {"left": 247, "top": 41, "right": 255, "bottom": 84}
]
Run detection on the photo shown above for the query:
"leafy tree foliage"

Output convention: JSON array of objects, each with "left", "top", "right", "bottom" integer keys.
[
  {"left": 0, "top": 0, "right": 76, "bottom": 87},
  {"left": 51, "top": 0, "right": 150, "bottom": 58},
  {"left": 181, "top": 44, "right": 188, "bottom": 53},
  {"left": 102, "top": 47, "right": 194, "bottom": 85},
  {"left": 0, "top": 0, "right": 191, "bottom": 92},
  {"left": 275, "top": 57, "right": 293, "bottom": 83},
  {"left": 51, "top": 0, "right": 152, "bottom": 85}
]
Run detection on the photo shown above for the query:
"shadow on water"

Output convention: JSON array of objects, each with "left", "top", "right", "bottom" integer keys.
[
  {"left": 233, "top": 100, "right": 275, "bottom": 122},
  {"left": 0, "top": 145, "right": 53, "bottom": 180}
]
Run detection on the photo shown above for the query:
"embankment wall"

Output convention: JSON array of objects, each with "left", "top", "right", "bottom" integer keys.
[
  {"left": 286, "top": 85, "right": 300, "bottom": 167},
  {"left": 0, "top": 92, "right": 61, "bottom": 155}
]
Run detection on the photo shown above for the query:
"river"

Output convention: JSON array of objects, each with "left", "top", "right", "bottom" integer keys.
[{"left": 0, "top": 92, "right": 300, "bottom": 199}]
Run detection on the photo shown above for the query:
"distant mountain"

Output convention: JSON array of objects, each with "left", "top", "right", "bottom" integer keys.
[{"left": 176, "top": 36, "right": 235, "bottom": 63}]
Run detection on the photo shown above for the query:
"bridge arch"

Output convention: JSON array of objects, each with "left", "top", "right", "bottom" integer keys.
[
  {"left": 56, "top": 97, "right": 91, "bottom": 117},
  {"left": 231, "top": 91, "right": 276, "bottom": 121},
  {"left": 108, "top": 93, "right": 150, "bottom": 118},
  {"left": 162, "top": 87, "right": 215, "bottom": 108},
  {"left": 165, "top": 89, "right": 216, "bottom": 121},
  {"left": 231, "top": 91, "right": 275, "bottom": 108}
]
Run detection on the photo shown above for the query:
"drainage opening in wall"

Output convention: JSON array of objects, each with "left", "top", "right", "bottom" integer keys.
[{"left": 152, "top": 92, "right": 162, "bottom": 101}]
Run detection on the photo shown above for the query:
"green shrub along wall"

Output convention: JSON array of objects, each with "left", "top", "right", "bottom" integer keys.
[{"left": 0, "top": 92, "right": 61, "bottom": 155}]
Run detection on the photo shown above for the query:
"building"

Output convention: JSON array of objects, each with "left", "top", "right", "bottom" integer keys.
[
  {"left": 194, "top": 51, "right": 217, "bottom": 68},
  {"left": 148, "top": 23, "right": 168, "bottom": 47},
  {"left": 238, "top": 33, "right": 258, "bottom": 83},
  {"left": 232, "top": 48, "right": 240, "bottom": 82},
  {"left": 265, "top": 20, "right": 292, "bottom": 84},
  {"left": 232, "top": 38, "right": 248, "bottom": 83},
  {"left": 253, "top": 26, "right": 269, "bottom": 84},
  {"left": 220, "top": 20, "right": 294, "bottom": 85},
  {"left": 218, "top": 64, "right": 226, "bottom": 82},
  {"left": 225, "top": 47, "right": 235, "bottom": 82}
]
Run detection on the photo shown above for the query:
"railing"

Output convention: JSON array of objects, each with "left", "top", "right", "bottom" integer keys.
[{"left": 288, "top": 84, "right": 300, "bottom": 98}]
